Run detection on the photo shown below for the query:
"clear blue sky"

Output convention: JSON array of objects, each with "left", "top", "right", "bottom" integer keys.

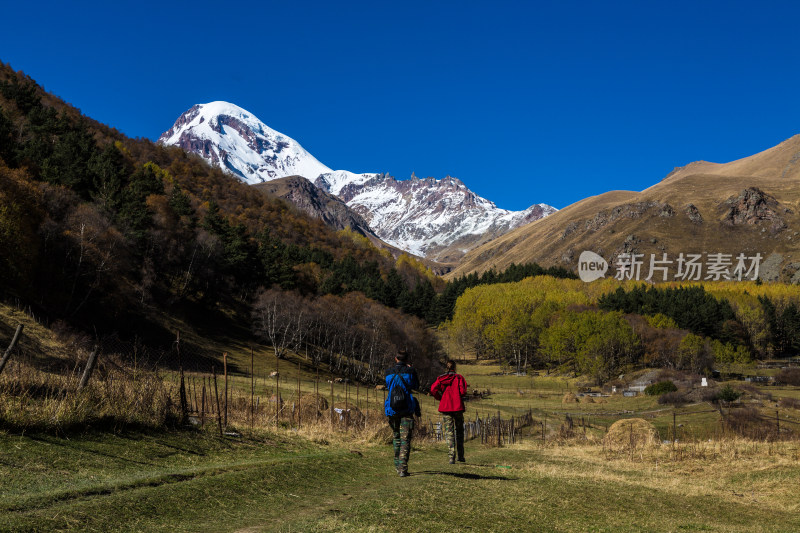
[{"left": 2, "top": 1, "right": 799, "bottom": 210}]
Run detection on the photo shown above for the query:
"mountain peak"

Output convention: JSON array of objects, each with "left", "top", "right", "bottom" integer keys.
[
  {"left": 158, "top": 101, "right": 333, "bottom": 184},
  {"left": 159, "top": 102, "right": 556, "bottom": 260}
]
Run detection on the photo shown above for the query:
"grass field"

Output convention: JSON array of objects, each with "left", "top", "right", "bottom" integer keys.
[
  {"left": 3, "top": 424, "right": 800, "bottom": 532},
  {"left": 4, "top": 303, "right": 800, "bottom": 531}
]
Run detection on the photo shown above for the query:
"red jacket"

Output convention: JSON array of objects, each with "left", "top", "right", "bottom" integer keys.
[{"left": 430, "top": 372, "right": 468, "bottom": 413}]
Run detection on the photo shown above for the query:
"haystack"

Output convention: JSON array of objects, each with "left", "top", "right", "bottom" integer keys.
[
  {"left": 603, "top": 418, "right": 659, "bottom": 451},
  {"left": 562, "top": 392, "right": 579, "bottom": 404},
  {"left": 297, "top": 393, "right": 329, "bottom": 420}
]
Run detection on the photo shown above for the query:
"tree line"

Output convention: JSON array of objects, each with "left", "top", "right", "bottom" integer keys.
[
  {"left": 253, "top": 289, "right": 442, "bottom": 384},
  {"left": 445, "top": 277, "right": 800, "bottom": 384}
]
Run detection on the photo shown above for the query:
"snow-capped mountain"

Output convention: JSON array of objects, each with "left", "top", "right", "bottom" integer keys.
[
  {"left": 333, "top": 173, "right": 555, "bottom": 259},
  {"left": 159, "top": 102, "right": 556, "bottom": 261}
]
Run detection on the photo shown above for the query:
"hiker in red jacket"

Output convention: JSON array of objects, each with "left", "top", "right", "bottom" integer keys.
[{"left": 430, "top": 360, "right": 468, "bottom": 464}]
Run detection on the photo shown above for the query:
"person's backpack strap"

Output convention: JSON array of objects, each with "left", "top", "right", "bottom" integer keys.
[{"left": 394, "top": 367, "right": 410, "bottom": 389}]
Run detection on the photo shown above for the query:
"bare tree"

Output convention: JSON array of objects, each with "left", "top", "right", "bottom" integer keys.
[{"left": 253, "top": 288, "right": 305, "bottom": 359}]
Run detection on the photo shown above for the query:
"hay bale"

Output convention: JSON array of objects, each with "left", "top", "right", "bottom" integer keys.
[
  {"left": 297, "top": 393, "right": 329, "bottom": 420},
  {"left": 562, "top": 392, "right": 579, "bottom": 404},
  {"left": 603, "top": 418, "right": 659, "bottom": 451}
]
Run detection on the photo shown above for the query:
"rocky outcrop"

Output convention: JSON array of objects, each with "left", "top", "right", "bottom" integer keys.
[
  {"left": 685, "top": 203, "right": 703, "bottom": 224},
  {"left": 254, "top": 176, "right": 376, "bottom": 238},
  {"left": 721, "top": 187, "right": 786, "bottom": 233},
  {"left": 585, "top": 201, "right": 674, "bottom": 232}
]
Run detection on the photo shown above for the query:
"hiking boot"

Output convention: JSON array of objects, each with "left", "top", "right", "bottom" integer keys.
[
  {"left": 398, "top": 471, "right": 409, "bottom": 477},
  {"left": 448, "top": 458, "right": 455, "bottom": 464},
  {"left": 457, "top": 458, "right": 466, "bottom": 463}
]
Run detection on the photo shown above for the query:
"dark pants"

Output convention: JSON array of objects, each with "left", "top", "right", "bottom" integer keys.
[
  {"left": 443, "top": 411, "right": 465, "bottom": 461},
  {"left": 388, "top": 415, "right": 414, "bottom": 473}
]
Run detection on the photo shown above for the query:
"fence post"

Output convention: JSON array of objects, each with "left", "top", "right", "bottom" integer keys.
[
  {"left": 0, "top": 324, "right": 24, "bottom": 375},
  {"left": 213, "top": 366, "right": 223, "bottom": 437},
  {"left": 78, "top": 348, "right": 99, "bottom": 390},
  {"left": 629, "top": 421, "right": 634, "bottom": 461},
  {"left": 673, "top": 412, "right": 677, "bottom": 445},
  {"left": 776, "top": 410, "right": 780, "bottom": 437},
  {"left": 251, "top": 347, "right": 255, "bottom": 428},
  {"left": 542, "top": 413, "right": 547, "bottom": 444},
  {"left": 223, "top": 352, "right": 228, "bottom": 429},
  {"left": 497, "top": 410, "right": 501, "bottom": 447},
  {"left": 297, "top": 360, "right": 301, "bottom": 429},
  {"left": 201, "top": 380, "right": 206, "bottom": 427},
  {"left": 178, "top": 366, "right": 188, "bottom": 422}
]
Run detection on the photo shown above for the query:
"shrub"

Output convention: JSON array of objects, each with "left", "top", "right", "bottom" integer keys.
[
  {"left": 658, "top": 391, "right": 688, "bottom": 406},
  {"left": 644, "top": 380, "right": 678, "bottom": 396},
  {"left": 697, "top": 388, "right": 719, "bottom": 403},
  {"left": 775, "top": 368, "right": 800, "bottom": 386},
  {"left": 715, "top": 384, "right": 741, "bottom": 403},
  {"left": 778, "top": 397, "right": 800, "bottom": 410},
  {"left": 724, "top": 407, "right": 775, "bottom": 440}
]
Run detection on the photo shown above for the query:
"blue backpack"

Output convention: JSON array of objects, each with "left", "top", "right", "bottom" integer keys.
[{"left": 389, "top": 369, "right": 412, "bottom": 415}]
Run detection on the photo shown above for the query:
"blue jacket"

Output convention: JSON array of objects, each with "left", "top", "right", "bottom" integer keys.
[{"left": 384, "top": 363, "right": 420, "bottom": 417}]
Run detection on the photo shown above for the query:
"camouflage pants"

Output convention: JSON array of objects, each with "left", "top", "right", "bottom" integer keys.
[
  {"left": 443, "top": 412, "right": 465, "bottom": 461},
  {"left": 388, "top": 416, "right": 414, "bottom": 473}
]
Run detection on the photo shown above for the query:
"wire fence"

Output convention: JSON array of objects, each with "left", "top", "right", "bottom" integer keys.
[{"left": 2, "top": 310, "right": 799, "bottom": 444}]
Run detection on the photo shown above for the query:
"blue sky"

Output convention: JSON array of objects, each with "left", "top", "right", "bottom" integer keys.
[{"left": 2, "top": 1, "right": 799, "bottom": 210}]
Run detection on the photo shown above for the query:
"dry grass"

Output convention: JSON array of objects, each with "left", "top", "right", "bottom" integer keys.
[
  {"left": 515, "top": 437, "right": 800, "bottom": 515},
  {"left": 0, "top": 358, "right": 177, "bottom": 432},
  {"left": 0, "top": 304, "right": 179, "bottom": 432}
]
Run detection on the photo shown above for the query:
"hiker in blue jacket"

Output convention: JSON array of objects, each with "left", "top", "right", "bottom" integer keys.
[{"left": 384, "top": 349, "right": 420, "bottom": 477}]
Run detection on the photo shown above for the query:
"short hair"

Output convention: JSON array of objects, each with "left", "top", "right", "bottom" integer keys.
[
  {"left": 446, "top": 360, "right": 456, "bottom": 371},
  {"left": 395, "top": 349, "right": 408, "bottom": 362}
]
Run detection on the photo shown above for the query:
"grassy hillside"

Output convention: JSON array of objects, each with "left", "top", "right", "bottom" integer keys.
[{"left": 451, "top": 134, "right": 800, "bottom": 279}]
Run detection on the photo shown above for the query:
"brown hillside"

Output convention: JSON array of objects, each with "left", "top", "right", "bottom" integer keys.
[{"left": 450, "top": 134, "right": 800, "bottom": 282}]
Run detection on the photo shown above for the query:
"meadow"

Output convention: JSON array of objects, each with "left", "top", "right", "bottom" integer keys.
[{"left": 3, "top": 303, "right": 800, "bottom": 532}]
